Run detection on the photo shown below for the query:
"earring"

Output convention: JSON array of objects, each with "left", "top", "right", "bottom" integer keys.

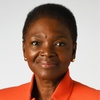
[
  {"left": 72, "top": 59, "right": 75, "bottom": 62},
  {"left": 24, "top": 58, "right": 27, "bottom": 61}
]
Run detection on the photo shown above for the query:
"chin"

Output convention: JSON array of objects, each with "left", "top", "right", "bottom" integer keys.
[{"left": 36, "top": 71, "right": 66, "bottom": 81}]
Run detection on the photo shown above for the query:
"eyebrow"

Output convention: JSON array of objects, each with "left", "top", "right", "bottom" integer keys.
[
  {"left": 55, "top": 33, "right": 69, "bottom": 40},
  {"left": 30, "top": 33, "right": 45, "bottom": 38},
  {"left": 56, "top": 35, "right": 67, "bottom": 38}
]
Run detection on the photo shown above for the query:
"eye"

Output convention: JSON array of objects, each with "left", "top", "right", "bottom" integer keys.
[
  {"left": 31, "top": 41, "right": 41, "bottom": 46},
  {"left": 55, "top": 42, "right": 66, "bottom": 46}
]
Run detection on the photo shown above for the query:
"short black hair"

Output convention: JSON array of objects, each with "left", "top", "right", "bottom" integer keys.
[{"left": 22, "top": 3, "right": 77, "bottom": 43}]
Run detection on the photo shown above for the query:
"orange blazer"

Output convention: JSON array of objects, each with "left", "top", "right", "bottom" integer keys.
[{"left": 0, "top": 70, "right": 100, "bottom": 100}]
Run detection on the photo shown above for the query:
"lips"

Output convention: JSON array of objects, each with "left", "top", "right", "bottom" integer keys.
[{"left": 38, "top": 61, "right": 58, "bottom": 69}]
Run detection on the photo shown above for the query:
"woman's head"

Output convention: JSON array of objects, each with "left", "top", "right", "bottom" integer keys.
[
  {"left": 22, "top": 3, "right": 77, "bottom": 44},
  {"left": 22, "top": 3, "right": 77, "bottom": 80}
]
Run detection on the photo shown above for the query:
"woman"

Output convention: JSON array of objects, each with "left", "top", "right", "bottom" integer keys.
[{"left": 0, "top": 3, "right": 99, "bottom": 100}]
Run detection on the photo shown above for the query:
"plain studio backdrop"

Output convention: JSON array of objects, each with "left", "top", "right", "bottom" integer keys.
[{"left": 0, "top": 0, "right": 100, "bottom": 89}]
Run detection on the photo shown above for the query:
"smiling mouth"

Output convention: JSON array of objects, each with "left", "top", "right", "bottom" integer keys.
[{"left": 40, "top": 61, "right": 58, "bottom": 69}]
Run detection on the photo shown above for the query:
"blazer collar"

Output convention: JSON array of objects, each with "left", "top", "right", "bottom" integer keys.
[{"left": 52, "top": 70, "right": 74, "bottom": 100}]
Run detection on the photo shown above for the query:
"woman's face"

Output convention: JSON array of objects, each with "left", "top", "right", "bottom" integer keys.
[{"left": 23, "top": 17, "right": 76, "bottom": 80}]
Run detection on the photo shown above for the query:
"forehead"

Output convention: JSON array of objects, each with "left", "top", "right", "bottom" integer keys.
[{"left": 26, "top": 17, "right": 72, "bottom": 39}]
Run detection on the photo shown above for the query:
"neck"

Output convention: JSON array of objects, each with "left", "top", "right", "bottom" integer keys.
[{"left": 32, "top": 75, "right": 64, "bottom": 100}]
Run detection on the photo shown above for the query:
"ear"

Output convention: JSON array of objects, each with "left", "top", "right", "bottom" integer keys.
[{"left": 71, "top": 43, "right": 77, "bottom": 62}]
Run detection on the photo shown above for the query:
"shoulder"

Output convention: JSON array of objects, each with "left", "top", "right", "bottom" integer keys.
[
  {"left": 71, "top": 80, "right": 100, "bottom": 100},
  {"left": 0, "top": 82, "right": 30, "bottom": 100}
]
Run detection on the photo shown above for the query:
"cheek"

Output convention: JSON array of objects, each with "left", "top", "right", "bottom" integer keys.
[
  {"left": 25, "top": 48, "right": 39, "bottom": 62},
  {"left": 58, "top": 49, "right": 72, "bottom": 63},
  {"left": 25, "top": 49, "right": 40, "bottom": 73}
]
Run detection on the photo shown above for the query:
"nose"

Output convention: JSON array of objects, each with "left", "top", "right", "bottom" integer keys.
[{"left": 40, "top": 43, "right": 57, "bottom": 58}]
